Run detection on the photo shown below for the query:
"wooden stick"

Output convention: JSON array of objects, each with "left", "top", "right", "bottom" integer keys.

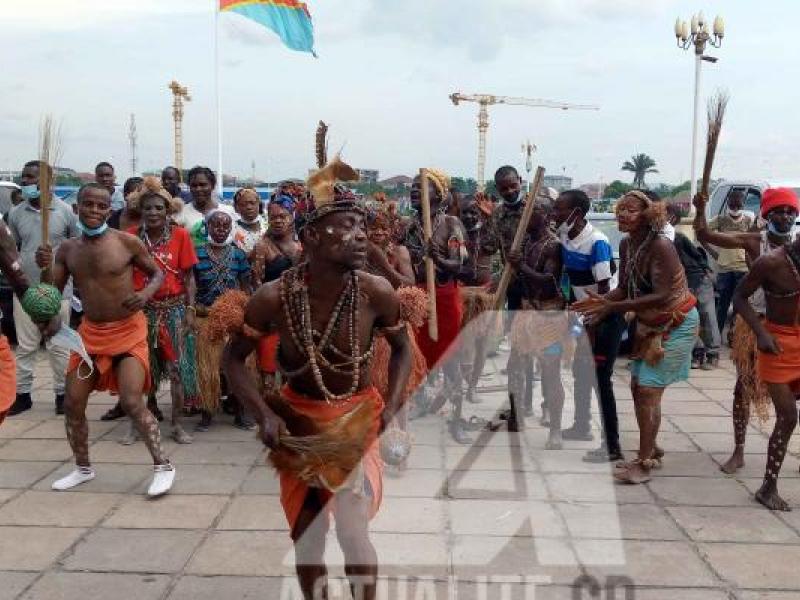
[
  {"left": 493, "top": 166, "right": 546, "bottom": 311},
  {"left": 419, "top": 168, "right": 438, "bottom": 342}
]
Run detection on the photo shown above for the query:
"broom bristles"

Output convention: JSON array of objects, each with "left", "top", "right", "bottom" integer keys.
[{"left": 701, "top": 90, "right": 729, "bottom": 197}]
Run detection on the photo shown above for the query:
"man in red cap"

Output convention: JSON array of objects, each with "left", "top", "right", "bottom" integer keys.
[
  {"left": 732, "top": 187, "right": 800, "bottom": 510},
  {"left": 693, "top": 188, "right": 799, "bottom": 475}
]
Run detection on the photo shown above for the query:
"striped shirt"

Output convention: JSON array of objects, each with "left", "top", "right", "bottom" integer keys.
[{"left": 560, "top": 222, "right": 614, "bottom": 301}]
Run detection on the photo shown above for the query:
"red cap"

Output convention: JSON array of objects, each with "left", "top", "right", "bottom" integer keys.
[{"left": 761, "top": 187, "right": 800, "bottom": 218}]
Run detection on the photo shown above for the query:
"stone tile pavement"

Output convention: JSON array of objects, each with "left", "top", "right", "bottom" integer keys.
[{"left": 1, "top": 351, "right": 799, "bottom": 599}]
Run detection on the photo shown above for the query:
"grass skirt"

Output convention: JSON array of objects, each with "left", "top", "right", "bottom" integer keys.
[{"left": 731, "top": 316, "right": 770, "bottom": 423}]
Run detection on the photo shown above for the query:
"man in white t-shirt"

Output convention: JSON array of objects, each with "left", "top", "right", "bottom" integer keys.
[{"left": 553, "top": 190, "right": 626, "bottom": 463}]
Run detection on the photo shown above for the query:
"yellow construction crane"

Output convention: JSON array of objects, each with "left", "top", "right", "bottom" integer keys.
[
  {"left": 169, "top": 81, "right": 191, "bottom": 175},
  {"left": 449, "top": 92, "right": 599, "bottom": 191}
]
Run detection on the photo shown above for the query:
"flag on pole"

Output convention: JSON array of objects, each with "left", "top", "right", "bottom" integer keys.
[{"left": 220, "top": 0, "right": 316, "bottom": 56}]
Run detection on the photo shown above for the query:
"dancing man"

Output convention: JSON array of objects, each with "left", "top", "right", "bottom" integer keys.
[
  {"left": 694, "top": 189, "right": 798, "bottom": 473},
  {"left": 36, "top": 183, "right": 175, "bottom": 496},
  {"left": 575, "top": 191, "right": 698, "bottom": 484},
  {"left": 224, "top": 157, "right": 412, "bottom": 600},
  {"left": 731, "top": 188, "right": 800, "bottom": 511}
]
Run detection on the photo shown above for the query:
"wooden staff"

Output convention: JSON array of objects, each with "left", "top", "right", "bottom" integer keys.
[
  {"left": 419, "top": 168, "right": 438, "bottom": 341},
  {"left": 493, "top": 166, "right": 546, "bottom": 311},
  {"left": 39, "top": 161, "right": 52, "bottom": 281}
]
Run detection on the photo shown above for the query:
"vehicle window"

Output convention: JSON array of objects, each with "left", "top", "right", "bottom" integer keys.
[
  {"left": 744, "top": 188, "right": 761, "bottom": 215},
  {"left": 717, "top": 186, "right": 748, "bottom": 217}
]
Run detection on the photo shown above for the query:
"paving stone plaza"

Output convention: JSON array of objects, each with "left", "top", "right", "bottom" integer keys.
[{"left": 1, "top": 350, "right": 799, "bottom": 599}]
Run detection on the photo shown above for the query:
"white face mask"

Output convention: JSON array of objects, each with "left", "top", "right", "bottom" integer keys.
[
  {"left": 47, "top": 326, "right": 94, "bottom": 379},
  {"left": 728, "top": 208, "right": 742, "bottom": 218},
  {"left": 557, "top": 209, "right": 579, "bottom": 235}
]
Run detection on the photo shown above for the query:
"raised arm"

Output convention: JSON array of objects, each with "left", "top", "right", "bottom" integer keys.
[
  {"left": 693, "top": 193, "right": 754, "bottom": 250},
  {"left": 222, "top": 284, "right": 284, "bottom": 447}
]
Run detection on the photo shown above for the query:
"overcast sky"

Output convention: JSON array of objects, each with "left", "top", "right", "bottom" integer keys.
[{"left": 2, "top": 0, "right": 799, "bottom": 187}]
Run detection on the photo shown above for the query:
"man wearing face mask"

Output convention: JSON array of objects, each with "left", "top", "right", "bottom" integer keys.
[
  {"left": 485, "top": 166, "right": 537, "bottom": 417},
  {"left": 553, "top": 189, "right": 626, "bottom": 463},
  {"left": 694, "top": 188, "right": 799, "bottom": 475},
  {"left": 6, "top": 161, "right": 78, "bottom": 417},
  {"left": 706, "top": 190, "right": 754, "bottom": 337}
]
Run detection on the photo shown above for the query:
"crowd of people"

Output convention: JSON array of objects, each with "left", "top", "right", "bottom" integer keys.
[{"left": 0, "top": 155, "right": 799, "bottom": 599}]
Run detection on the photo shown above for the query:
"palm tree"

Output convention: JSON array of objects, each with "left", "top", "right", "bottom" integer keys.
[{"left": 621, "top": 154, "right": 658, "bottom": 189}]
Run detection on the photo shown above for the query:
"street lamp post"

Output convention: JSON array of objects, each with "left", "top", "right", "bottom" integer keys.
[{"left": 674, "top": 12, "right": 725, "bottom": 203}]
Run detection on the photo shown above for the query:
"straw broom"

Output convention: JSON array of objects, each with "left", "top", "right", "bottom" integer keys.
[
  {"left": 700, "top": 91, "right": 729, "bottom": 198},
  {"left": 38, "top": 115, "right": 63, "bottom": 280}
]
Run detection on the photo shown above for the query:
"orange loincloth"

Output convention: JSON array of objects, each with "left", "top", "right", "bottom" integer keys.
[
  {"left": 257, "top": 333, "right": 280, "bottom": 374},
  {"left": 415, "top": 281, "right": 463, "bottom": 371},
  {"left": 274, "top": 385, "right": 384, "bottom": 535},
  {"left": 758, "top": 321, "right": 800, "bottom": 394},
  {"left": 0, "top": 335, "right": 15, "bottom": 424},
  {"left": 67, "top": 312, "right": 151, "bottom": 394}
]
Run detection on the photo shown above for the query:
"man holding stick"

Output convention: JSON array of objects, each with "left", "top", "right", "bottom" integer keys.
[{"left": 402, "top": 169, "right": 471, "bottom": 443}]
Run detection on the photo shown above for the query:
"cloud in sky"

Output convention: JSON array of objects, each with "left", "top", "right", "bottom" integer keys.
[{"left": 1, "top": 0, "right": 799, "bottom": 187}]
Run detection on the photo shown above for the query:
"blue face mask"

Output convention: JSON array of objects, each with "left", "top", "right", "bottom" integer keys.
[
  {"left": 21, "top": 184, "right": 40, "bottom": 200},
  {"left": 767, "top": 221, "right": 795, "bottom": 238},
  {"left": 77, "top": 221, "right": 109, "bottom": 237}
]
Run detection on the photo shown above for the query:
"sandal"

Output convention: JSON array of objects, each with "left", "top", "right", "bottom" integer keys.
[
  {"left": 613, "top": 459, "right": 653, "bottom": 484},
  {"left": 465, "top": 416, "right": 490, "bottom": 431}
]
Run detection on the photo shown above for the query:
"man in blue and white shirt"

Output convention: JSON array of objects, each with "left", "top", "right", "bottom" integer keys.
[{"left": 554, "top": 190, "right": 626, "bottom": 463}]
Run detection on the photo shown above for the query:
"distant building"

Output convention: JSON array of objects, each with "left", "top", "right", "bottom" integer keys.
[
  {"left": 379, "top": 175, "right": 413, "bottom": 191},
  {"left": 356, "top": 169, "right": 379, "bottom": 184},
  {"left": 543, "top": 175, "right": 573, "bottom": 192}
]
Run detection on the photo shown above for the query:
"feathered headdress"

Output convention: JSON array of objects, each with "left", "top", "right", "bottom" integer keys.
[{"left": 303, "top": 155, "right": 361, "bottom": 226}]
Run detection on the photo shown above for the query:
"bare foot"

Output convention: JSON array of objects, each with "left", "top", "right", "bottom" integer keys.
[
  {"left": 755, "top": 484, "right": 792, "bottom": 511},
  {"left": 720, "top": 451, "right": 745, "bottom": 475},
  {"left": 171, "top": 426, "right": 193, "bottom": 445},
  {"left": 614, "top": 462, "right": 651, "bottom": 484}
]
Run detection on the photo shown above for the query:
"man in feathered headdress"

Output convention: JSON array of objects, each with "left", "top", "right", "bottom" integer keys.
[{"left": 224, "top": 156, "right": 413, "bottom": 600}]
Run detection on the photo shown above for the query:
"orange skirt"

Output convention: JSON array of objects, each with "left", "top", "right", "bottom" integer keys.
[
  {"left": 0, "top": 335, "right": 15, "bottom": 423},
  {"left": 758, "top": 321, "right": 800, "bottom": 393},
  {"left": 67, "top": 312, "right": 151, "bottom": 394},
  {"left": 275, "top": 386, "right": 384, "bottom": 535}
]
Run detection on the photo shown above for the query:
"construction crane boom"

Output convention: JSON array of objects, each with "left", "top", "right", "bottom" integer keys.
[
  {"left": 449, "top": 92, "right": 599, "bottom": 190},
  {"left": 169, "top": 80, "right": 191, "bottom": 175}
]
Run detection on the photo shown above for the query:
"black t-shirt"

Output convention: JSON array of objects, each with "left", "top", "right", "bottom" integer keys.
[{"left": 673, "top": 232, "right": 709, "bottom": 290}]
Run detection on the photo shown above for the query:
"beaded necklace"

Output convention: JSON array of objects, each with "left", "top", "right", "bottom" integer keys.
[
  {"left": 278, "top": 264, "right": 375, "bottom": 403},
  {"left": 140, "top": 224, "right": 180, "bottom": 276}
]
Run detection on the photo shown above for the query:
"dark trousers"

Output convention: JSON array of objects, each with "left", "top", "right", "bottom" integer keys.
[
  {"left": 715, "top": 271, "right": 745, "bottom": 335},
  {"left": 507, "top": 280, "right": 534, "bottom": 410},
  {"left": 571, "top": 312, "right": 626, "bottom": 452}
]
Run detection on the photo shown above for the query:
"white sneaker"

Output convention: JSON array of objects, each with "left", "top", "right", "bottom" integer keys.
[
  {"left": 52, "top": 467, "right": 96, "bottom": 491},
  {"left": 147, "top": 463, "right": 175, "bottom": 498}
]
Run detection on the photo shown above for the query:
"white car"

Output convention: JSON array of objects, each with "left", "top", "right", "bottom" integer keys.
[{"left": 0, "top": 181, "right": 20, "bottom": 215}]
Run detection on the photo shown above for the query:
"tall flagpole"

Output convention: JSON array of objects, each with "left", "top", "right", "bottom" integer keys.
[{"left": 214, "top": 0, "right": 223, "bottom": 193}]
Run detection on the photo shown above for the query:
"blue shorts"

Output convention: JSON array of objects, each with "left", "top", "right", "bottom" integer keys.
[{"left": 631, "top": 308, "right": 699, "bottom": 388}]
